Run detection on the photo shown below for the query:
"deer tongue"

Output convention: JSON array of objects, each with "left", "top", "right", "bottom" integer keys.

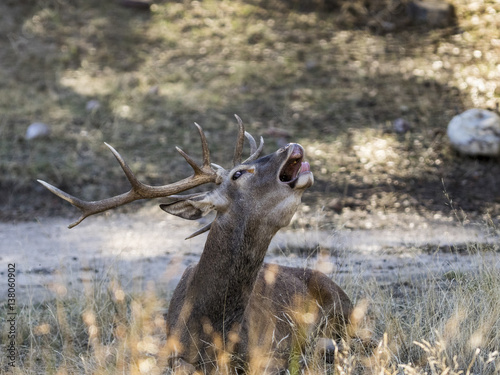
[{"left": 299, "top": 161, "right": 310, "bottom": 173}]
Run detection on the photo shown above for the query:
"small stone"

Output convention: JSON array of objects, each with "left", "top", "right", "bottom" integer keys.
[
  {"left": 25, "top": 122, "right": 51, "bottom": 140},
  {"left": 86, "top": 100, "right": 101, "bottom": 112},
  {"left": 305, "top": 59, "right": 319, "bottom": 71},
  {"left": 381, "top": 22, "right": 396, "bottom": 32},
  {"left": 393, "top": 118, "right": 411, "bottom": 134},
  {"left": 447, "top": 108, "right": 500, "bottom": 156}
]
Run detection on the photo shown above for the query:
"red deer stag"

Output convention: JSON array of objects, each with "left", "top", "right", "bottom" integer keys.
[{"left": 38, "top": 116, "right": 354, "bottom": 374}]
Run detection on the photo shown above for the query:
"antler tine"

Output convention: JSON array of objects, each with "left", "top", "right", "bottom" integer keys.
[
  {"left": 243, "top": 135, "right": 264, "bottom": 163},
  {"left": 185, "top": 222, "right": 212, "bottom": 240},
  {"left": 245, "top": 131, "right": 257, "bottom": 154},
  {"left": 194, "top": 122, "right": 211, "bottom": 169},
  {"left": 176, "top": 147, "right": 203, "bottom": 175},
  {"left": 233, "top": 114, "right": 246, "bottom": 166},
  {"left": 38, "top": 123, "right": 218, "bottom": 228},
  {"left": 176, "top": 122, "right": 214, "bottom": 175},
  {"left": 105, "top": 142, "right": 147, "bottom": 190},
  {"left": 37, "top": 179, "right": 92, "bottom": 228}
]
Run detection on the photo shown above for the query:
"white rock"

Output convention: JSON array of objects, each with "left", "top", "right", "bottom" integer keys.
[
  {"left": 25, "top": 122, "right": 51, "bottom": 140},
  {"left": 447, "top": 109, "right": 500, "bottom": 156}
]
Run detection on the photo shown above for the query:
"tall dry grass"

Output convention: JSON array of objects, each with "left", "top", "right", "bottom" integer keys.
[
  {"left": 344, "top": 247, "right": 500, "bottom": 374},
  {"left": 1, "top": 242, "right": 499, "bottom": 374}
]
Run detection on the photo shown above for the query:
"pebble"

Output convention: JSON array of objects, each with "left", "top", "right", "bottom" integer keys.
[
  {"left": 147, "top": 85, "right": 160, "bottom": 95},
  {"left": 25, "top": 122, "right": 51, "bottom": 140},
  {"left": 407, "top": 0, "right": 456, "bottom": 28},
  {"left": 393, "top": 118, "right": 411, "bottom": 134}
]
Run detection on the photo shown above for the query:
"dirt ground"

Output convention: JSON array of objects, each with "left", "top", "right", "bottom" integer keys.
[{"left": 1, "top": 204, "right": 498, "bottom": 305}]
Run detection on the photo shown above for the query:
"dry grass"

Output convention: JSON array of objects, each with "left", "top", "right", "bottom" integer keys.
[
  {"left": 1, "top": 241, "right": 499, "bottom": 374},
  {"left": 348, "top": 250, "right": 500, "bottom": 374}
]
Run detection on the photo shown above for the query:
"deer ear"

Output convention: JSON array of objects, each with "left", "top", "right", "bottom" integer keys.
[{"left": 160, "top": 192, "right": 226, "bottom": 220}]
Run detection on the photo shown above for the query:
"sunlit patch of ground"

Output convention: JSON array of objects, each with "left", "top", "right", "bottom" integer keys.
[{"left": 0, "top": 0, "right": 499, "bottom": 227}]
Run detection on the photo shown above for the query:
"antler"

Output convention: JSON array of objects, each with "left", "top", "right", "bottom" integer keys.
[
  {"left": 234, "top": 115, "right": 264, "bottom": 165},
  {"left": 38, "top": 123, "right": 219, "bottom": 228},
  {"left": 38, "top": 118, "right": 264, "bottom": 228}
]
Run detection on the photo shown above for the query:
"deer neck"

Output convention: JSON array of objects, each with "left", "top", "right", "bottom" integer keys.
[
  {"left": 188, "top": 212, "right": 277, "bottom": 328},
  {"left": 207, "top": 213, "right": 275, "bottom": 273}
]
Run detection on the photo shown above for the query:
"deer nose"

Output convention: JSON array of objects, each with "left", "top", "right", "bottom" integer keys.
[
  {"left": 278, "top": 143, "right": 303, "bottom": 156},
  {"left": 282, "top": 143, "right": 297, "bottom": 150},
  {"left": 287, "top": 143, "right": 304, "bottom": 158}
]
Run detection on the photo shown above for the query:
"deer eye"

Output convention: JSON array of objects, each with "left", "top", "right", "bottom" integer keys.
[{"left": 232, "top": 170, "right": 246, "bottom": 180}]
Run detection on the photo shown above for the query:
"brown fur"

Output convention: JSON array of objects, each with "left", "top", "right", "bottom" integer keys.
[{"left": 162, "top": 143, "right": 353, "bottom": 374}]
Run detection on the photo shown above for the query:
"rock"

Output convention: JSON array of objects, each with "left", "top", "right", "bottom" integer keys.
[
  {"left": 86, "top": 99, "right": 101, "bottom": 112},
  {"left": 367, "top": 20, "right": 396, "bottom": 32},
  {"left": 381, "top": 21, "right": 396, "bottom": 32},
  {"left": 407, "top": 0, "right": 456, "bottom": 28},
  {"left": 393, "top": 118, "right": 411, "bottom": 134},
  {"left": 447, "top": 109, "right": 500, "bottom": 156},
  {"left": 25, "top": 122, "right": 51, "bottom": 140}
]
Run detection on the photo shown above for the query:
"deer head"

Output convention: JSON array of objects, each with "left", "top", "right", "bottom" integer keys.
[{"left": 161, "top": 141, "right": 313, "bottom": 238}]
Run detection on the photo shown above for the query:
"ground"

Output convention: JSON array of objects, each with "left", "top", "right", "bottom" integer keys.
[
  {"left": 2, "top": 207, "right": 497, "bottom": 304},
  {"left": 0, "top": 0, "right": 499, "bottom": 229}
]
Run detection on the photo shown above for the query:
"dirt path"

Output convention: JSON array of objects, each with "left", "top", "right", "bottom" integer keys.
[{"left": 1, "top": 208, "right": 498, "bottom": 304}]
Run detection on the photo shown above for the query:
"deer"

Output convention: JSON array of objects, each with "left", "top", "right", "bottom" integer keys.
[{"left": 38, "top": 116, "right": 355, "bottom": 374}]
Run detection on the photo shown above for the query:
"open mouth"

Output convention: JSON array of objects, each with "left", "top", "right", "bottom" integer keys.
[{"left": 279, "top": 144, "right": 311, "bottom": 188}]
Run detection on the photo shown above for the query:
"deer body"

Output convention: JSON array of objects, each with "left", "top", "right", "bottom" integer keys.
[
  {"left": 168, "top": 261, "right": 352, "bottom": 374},
  {"left": 162, "top": 142, "right": 352, "bottom": 374},
  {"left": 38, "top": 118, "right": 354, "bottom": 375}
]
